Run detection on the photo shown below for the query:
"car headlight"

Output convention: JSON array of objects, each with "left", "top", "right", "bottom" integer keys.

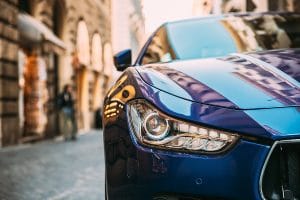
[{"left": 127, "top": 99, "right": 239, "bottom": 153}]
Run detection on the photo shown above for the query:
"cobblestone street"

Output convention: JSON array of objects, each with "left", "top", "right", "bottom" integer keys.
[{"left": 0, "top": 131, "right": 105, "bottom": 200}]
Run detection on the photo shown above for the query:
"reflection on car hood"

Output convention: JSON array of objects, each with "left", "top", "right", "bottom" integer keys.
[{"left": 137, "top": 49, "right": 300, "bottom": 110}]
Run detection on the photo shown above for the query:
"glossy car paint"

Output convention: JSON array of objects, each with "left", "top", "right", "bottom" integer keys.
[
  {"left": 103, "top": 49, "right": 300, "bottom": 199},
  {"left": 105, "top": 70, "right": 255, "bottom": 199},
  {"left": 136, "top": 50, "right": 300, "bottom": 139},
  {"left": 137, "top": 52, "right": 300, "bottom": 109},
  {"left": 103, "top": 15, "right": 300, "bottom": 200}
]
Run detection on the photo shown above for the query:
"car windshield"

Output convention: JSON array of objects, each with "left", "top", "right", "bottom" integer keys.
[{"left": 140, "top": 13, "right": 300, "bottom": 65}]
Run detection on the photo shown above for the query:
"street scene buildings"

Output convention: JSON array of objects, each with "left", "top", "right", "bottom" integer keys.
[{"left": 0, "top": 0, "right": 144, "bottom": 147}]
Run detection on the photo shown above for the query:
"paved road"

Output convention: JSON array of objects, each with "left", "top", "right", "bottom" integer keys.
[{"left": 0, "top": 130, "right": 105, "bottom": 200}]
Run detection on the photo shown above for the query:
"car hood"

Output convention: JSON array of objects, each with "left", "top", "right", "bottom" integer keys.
[{"left": 136, "top": 51, "right": 300, "bottom": 110}]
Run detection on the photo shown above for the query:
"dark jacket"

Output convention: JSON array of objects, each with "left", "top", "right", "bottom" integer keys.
[{"left": 57, "top": 92, "right": 74, "bottom": 110}]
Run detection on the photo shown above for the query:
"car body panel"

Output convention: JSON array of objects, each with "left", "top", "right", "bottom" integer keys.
[
  {"left": 106, "top": 125, "right": 270, "bottom": 200},
  {"left": 103, "top": 60, "right": 300, "bottom": 200},
  {"left": 137, "top": 51, "right": 300, "bottom": 110},
  {"left": 103, "top": 69, "right": 271, "bottom": 199},
  {"left": 248, "top": 49, "right": 300, "bottom": 82},
  {"left": 137, "top": 72, "right": 300, "bottom": 140},
  {"left": 104, "top": 53, "right": 300, "bottom": 200}
]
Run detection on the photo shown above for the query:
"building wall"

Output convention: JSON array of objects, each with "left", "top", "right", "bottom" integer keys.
[
  {"left": 111, "top": 0, "right": 145, "bottom": 82},
  {"left": 112, "top": 0, "right": 145, "bottom": 60},
  {"left": 0, "top": 0, "right": 113, "bottom": 147},
  {"left": 0, "top": 0, "right": 20, "bottom": 146},
  {"left": 53, "top": 0, "right": 112, "bottom": 131}
]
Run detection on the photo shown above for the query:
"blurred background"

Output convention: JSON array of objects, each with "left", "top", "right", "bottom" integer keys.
[
  {"left": 0, "top": 0, "right": 299, "bottom": 147},
  {"left": 0, "top": 0, "right": 300, "bottom": 199}
]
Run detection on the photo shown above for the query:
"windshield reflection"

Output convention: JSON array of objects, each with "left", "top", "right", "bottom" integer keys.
[{"left": 140, "top": 13, "right": 300, "bottom": 65}]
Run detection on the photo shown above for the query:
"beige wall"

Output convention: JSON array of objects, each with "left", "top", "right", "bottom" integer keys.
[{"left": 111, "top": 0, "right": 145, "bottom": 83}]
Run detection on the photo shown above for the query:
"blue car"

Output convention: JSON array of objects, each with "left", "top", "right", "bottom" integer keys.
[{"left": 103, "top": 12, "right": 300, "bottom": 200}]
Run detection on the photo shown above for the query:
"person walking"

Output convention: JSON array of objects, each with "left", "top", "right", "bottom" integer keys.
[{"left": 57, "top": 84, "right": 77, "bottom": 141}]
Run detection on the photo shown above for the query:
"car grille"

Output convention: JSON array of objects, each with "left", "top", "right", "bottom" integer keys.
[{"left": 261, "top": 141, "right": 300, "bottom": 200}]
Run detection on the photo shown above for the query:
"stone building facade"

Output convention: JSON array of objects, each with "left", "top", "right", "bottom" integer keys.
[
  {"left": 0, "top": 0, "right": 113, "bottom": 147},
  {"left": 0, "top": 0, "right": 19, "bottom": 146},
  {"left": 112, "top": 0, "right": 145, "bottom": 60},
  {"left": 111, "top": 0, "right": 145, "bottom": 82},
  {"left": 193, "top": 0, "right": 300, "bottom": 16}
]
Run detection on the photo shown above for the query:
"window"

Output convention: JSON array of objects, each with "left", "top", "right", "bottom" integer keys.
[
  {"left": 139, "top": 14, "right": 300, "bottom": 65},
  {"left": 142, "top": 27, "right": 176, "bottom": 65}
]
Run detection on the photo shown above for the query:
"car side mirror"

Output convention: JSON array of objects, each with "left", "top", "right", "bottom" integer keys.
[{"left": 113, "top": 49, "right": 132, "bottom": 71}]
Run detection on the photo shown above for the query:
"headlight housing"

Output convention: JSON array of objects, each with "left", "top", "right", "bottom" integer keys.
[{"left": 127, "top": 99, "right": 239, "bottom": 154}]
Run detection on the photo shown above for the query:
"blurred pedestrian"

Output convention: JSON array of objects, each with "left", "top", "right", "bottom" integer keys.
[
  {"left": 95, "top": 107, "right": 102, "bottom": 129},
  {"left": 57, "top": 84, "right": 77, "bottom": 141}
]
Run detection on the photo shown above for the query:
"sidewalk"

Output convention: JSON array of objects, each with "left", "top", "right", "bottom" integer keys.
[{"left": 0, "top": 130, "right": 105, "bottom": 200}]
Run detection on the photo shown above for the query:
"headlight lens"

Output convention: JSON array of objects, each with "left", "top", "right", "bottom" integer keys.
[
  {"left": 127, "top": 100, "right": 239, "bottom": 153},
  {"left": 143, "top": 113, "right": 170, "bottom": 140}
]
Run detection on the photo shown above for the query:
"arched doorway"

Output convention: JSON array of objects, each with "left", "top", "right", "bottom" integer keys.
[
  {"left": 91, "top": 33, "right": 104, "bottom": 111},
  {"left": 76, "top": 20, "right": 90, "bottom": 130}
]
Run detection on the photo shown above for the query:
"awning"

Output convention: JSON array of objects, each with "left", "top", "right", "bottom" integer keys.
[{"left": 18, "top": 13, "right": 66, "bottom": 54}]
